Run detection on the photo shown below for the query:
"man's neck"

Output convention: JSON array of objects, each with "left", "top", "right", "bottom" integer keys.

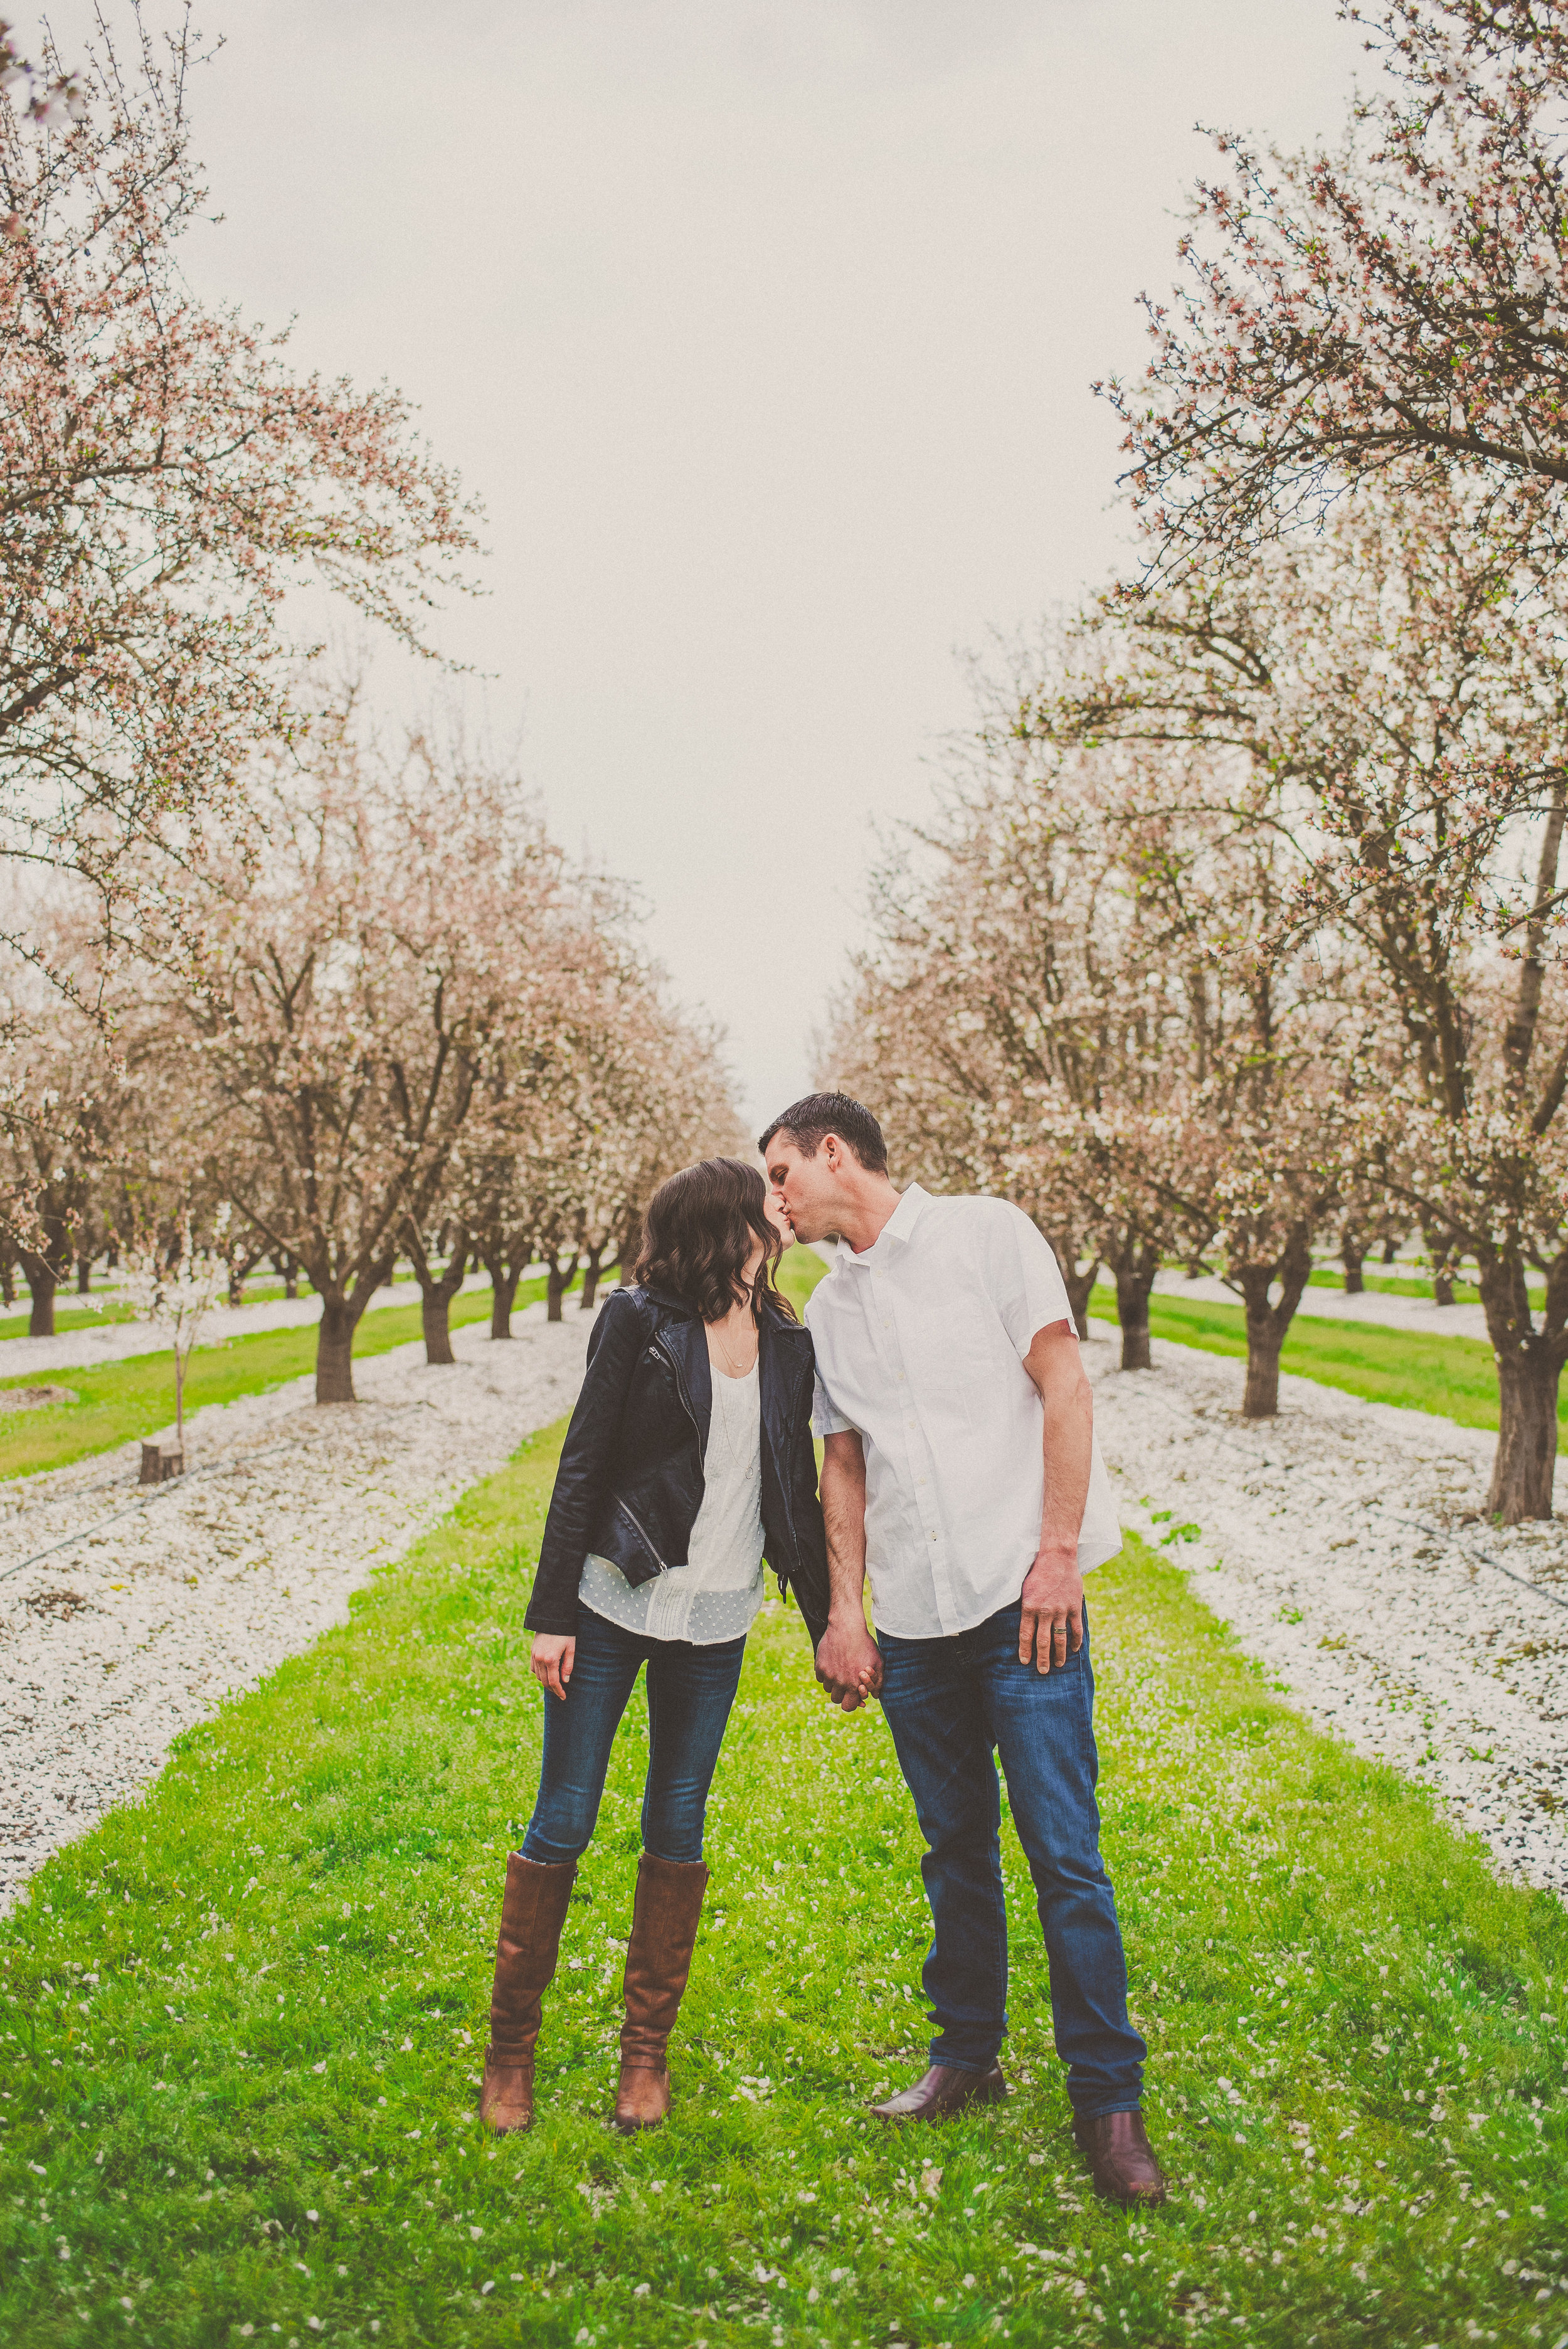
[{"left": 837, "top": 1179, "right": 906, "bottom": 1256}]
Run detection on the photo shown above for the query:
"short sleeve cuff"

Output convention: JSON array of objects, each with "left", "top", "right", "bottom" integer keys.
[
  {"left": 1027, "top": 1311, "right": 1081, "bottom": 1350},
  {"left": 811, "top": 1372, "right": 852, "bottom": 1439},
  {"left": 1002, "top": 1211, "right": 1076, "bottom": 1355}
]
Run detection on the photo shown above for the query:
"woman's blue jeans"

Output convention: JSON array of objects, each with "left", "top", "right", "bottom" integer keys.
[
  {"left": 520, "top": 1606, "right": 746, "bottom": 1867},
  {"left": 876, "top": 1600, "right": 1146, "bottom": 2119}
]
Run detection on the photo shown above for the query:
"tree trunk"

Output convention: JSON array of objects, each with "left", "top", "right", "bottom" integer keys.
[
  {"left": 1340, "top": 1228, "right": 1365, "bottom": 1295},
  {"left": 546, "top": 1253, "right": 576, "bottom": 1322},
  {"left": 1236, "top": 1231, "right": 1314, "bottom": 1421},
  {"left": 1424, "top": 1226, "right": 1456, "bottom": 1305},
  {"left": 1114, "top": 1265, "right": 1157, "bottom": 1371},
  {"left": 1382, "top": 1237, "right": 1398, "bottom": 1266},
  {"left": 0, "top": 1256, "right": 14, "bottom": 1307},
  {"left": 421, "top": 1292, "right": 453, "bottom": 1364},
  {"left": 278, "top": 1252, "right": 299, "bottom": 1300},
  {"left": 1488, "top": 1349, "right": 1560, "bottom": 1520},
  {"left": 1062, "top": 1257, "right": 1100, "bottom": 1341},
  {"left": 20, "top": 1253, "right": 57, "bottom": 1339},
  {"left": 408, "top": 1231, "right": 469, "bottom": 1365},
  {"left": 1241, "top": 1321, "right": 1285, "bottom": 1418},
  {"left": 77, "top": 1254, "right": 93, "bottom": 1295},
  {"left": 617, "top": 1208, "right": 643, "bottom": 1287},
  {"left": 580, "top": 1246, "right": 604, "bottom": 1310},
  {"left": 485, "top": 1254, "right": 524, "bottom": 1339},
  {"left": 315, "top": 1294, "right": 358, "bottom": 1403},
  {"left": 1476, "top": 1256, "right": 1563, "bottom": 1521}
]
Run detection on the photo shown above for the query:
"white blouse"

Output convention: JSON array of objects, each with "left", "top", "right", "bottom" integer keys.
[{"left": 579, "top": 1359, "right": 765, "bottom": 1646}]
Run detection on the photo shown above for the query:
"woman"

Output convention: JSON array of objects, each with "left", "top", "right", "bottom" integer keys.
[{"left": 479, "top": 1157, "right": 830, "bottom": 2136}]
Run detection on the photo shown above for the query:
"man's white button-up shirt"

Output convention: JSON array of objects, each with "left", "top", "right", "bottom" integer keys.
[{"left": 805, "top": 1184, "right": 1123, "bottom": 1640}]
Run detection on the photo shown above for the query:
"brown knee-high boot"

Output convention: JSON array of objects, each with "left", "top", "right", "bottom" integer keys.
[
  {"left": 612, "top": 1852, "right": 709, "bottom": 2133},
  {"left": 479, "top": 1853, "right": 576, "bottom": 2133}
]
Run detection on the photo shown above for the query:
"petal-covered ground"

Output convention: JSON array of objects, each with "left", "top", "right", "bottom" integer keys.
[{"left": 1090, "top": 1333, "right": 1568, "bottom": 1894}]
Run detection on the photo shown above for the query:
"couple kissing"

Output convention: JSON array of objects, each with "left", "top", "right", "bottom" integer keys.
[{"left": 477, "top": 1091, "right": 1167, "bottom": 2209}]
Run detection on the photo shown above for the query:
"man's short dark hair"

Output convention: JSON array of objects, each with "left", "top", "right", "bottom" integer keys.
[{"left": 759, "top": 1091, "right": 888, "bottom": 1175}]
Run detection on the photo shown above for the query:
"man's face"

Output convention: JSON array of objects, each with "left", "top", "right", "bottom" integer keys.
[{"left": 765, "top": 1131, "right": 838, "bottom": 1245}]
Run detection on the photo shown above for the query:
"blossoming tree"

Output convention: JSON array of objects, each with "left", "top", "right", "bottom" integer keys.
[
  {"left": 1038, "top": 475, "right": 1568, "bottom": 1509},
  {"left": 164, "top": 708, "right": 570, "bottom": 1402},
  {"left": 1105, "top": 0, "right": 1568, "bottom": 573},
  {"left": 0, "top": 12, "right": 479, "bottom": 987}
]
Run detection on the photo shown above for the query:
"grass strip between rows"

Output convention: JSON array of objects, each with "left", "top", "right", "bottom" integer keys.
[
  {"left": 1302, "top": 1271, "right": 1518, "bottom": 1307},
  {"left": 0, "top": 1276, "right": 440, "bottom": 1350},
  {"left": 1, "top": 1418, "right": 1562, "bottom": 2346}
]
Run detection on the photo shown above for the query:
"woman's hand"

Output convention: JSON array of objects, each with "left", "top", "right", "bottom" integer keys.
[{"left": 531, "top": 1633, "right": 576, "bottom": 1700}]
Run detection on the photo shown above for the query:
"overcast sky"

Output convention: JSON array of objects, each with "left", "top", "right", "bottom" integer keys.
[{"left": 157, "top": 0, "right": 1365, "bottom": 1124}]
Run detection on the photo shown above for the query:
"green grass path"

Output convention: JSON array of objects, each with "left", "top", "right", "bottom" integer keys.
[
  {"left": 0, "top": 1276, "right": 571, "bottom": 1482},
  {"left": 1303, "top": 1268, "right": 1546, "bottom": 1307},
  {"left": 2, "top": 1417, "right": 1562, "bottom": 2345},
  {"left": 0, "top": 1276, "right": 435, "bottom": 1347},
  {"left": 0, "top": 1295, "right": 140, "bottom": 1343},
  {"left": 1088, "top": 1289, "right": 1549, "bottom": 1446}
]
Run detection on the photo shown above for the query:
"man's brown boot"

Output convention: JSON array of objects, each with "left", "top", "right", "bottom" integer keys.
[
  {"left": 1073, "top": 2109, "right": 1169, "bottom": 2205},
  {"left": 479, "top": 1853, "right": 576, "bottom": 2134},
  {"left": 870, "top": 2062, "right": 1008, "bottom": 2123},
  {"left": 612, "top": 1852, "right": 709, "bottom": 2133}
]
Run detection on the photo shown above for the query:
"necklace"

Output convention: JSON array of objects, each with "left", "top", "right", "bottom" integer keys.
[
  {"left": 709, "top": 1317, "right": 757, "bottom": 1381},
  {"left": 709, "top": 1326, "right": 757, "bottom": 1471}
]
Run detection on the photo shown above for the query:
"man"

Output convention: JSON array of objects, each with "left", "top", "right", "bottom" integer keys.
[{"left": 761, "top": 1091, "right": 1167, "bottom": 2207}]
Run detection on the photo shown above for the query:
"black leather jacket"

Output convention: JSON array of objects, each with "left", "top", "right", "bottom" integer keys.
[{"left": 526, "top": 1282, "right": 830, "bottom": 1648}]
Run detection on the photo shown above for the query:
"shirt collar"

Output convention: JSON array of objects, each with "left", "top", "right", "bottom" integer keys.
[{"left": 843, "top": 1182, "right": 929, "bottom": 1266}]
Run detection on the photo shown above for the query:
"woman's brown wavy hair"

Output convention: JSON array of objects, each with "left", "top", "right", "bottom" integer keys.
[{"left": 634, "top": 1157, "right": 797, "bottom": 1325}]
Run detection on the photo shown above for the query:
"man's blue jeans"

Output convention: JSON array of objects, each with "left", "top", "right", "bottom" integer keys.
[
  {"left": 876, "top": 1600, "right": 1145, "bottom": 2119},
  {"left": 521, "top": 1606, "right": 746, "bottom": 1866}
]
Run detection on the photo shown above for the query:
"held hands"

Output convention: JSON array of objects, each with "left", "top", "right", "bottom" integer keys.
[
  {"left": 531, "top": 1632, "right": 576, "bottom": 1701},
  {"left": 1019, "top": 1547, "right": 1084, "bottom": 1675},
  {"left": 814, "top": 1612, "right": 882, "bottom": 1712}
]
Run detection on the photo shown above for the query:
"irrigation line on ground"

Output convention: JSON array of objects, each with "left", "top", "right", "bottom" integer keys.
[
  {"left": 2, "top": 1307, "right": 575, "bottom": 1587},
  {"left": 1130, "top": 1379, "right": 1568, "bottom": 1612},
  {"left": 0, "top": 1441, "right": 304, "bottom": 1587}
]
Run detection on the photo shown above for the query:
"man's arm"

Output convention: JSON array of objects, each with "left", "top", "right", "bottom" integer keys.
[
  {"left": 1019, "top": 1322, "right": 1093, "bottom": 1673},
  {"left": 815, "top": 1429, "right": 882, "bottom": 1711}
]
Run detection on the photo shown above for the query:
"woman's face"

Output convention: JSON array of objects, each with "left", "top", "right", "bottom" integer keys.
[
  {"left": 731, "top": 1189, "right": 792, "bottom": 1302},
  {"left": 761, "top": 1187, "right": 795, "bottom": 1251}
]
